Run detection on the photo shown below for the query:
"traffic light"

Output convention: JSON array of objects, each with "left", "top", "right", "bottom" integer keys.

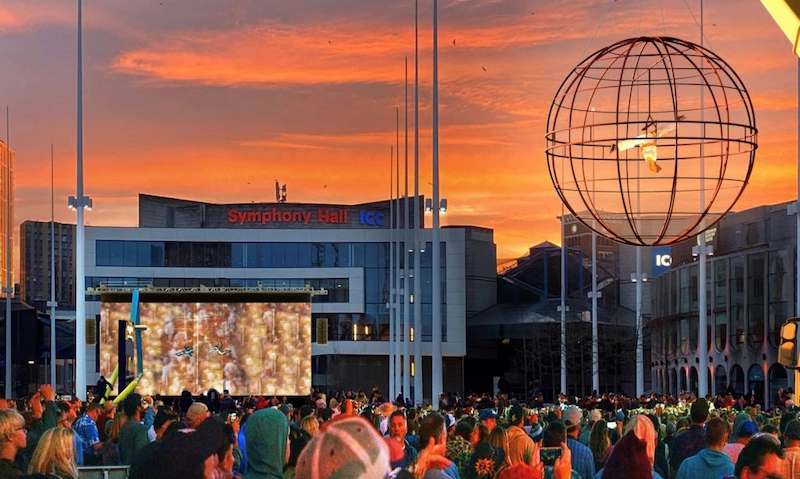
[{"left": 778, "top": 319, "right": 799, "bottom": 367}]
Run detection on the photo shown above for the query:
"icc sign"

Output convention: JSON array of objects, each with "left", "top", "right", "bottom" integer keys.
[
  {"left": 359, "top": 211, "right": 385, "bottom": 226},
  {"left": 652, "top": 246, "right": 672, "bottom": 277}
]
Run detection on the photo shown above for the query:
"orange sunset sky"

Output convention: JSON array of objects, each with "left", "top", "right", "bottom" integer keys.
[{"left": 0, "top": 0, "right": 797, "bottom": 264}]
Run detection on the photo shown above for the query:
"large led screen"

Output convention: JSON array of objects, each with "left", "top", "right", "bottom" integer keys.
[{"left": 100, "top": 302, "right": 311, "bottom": 396}]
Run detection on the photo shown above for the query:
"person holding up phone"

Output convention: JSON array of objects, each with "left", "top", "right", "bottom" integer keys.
[{"left": 540, "top": 422, "right": 577, "bottom": 479}]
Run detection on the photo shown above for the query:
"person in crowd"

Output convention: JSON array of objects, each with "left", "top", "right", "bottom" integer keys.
[
  {"left": 72, "top": 401, "right": 103, "bottom": 466},
  {"left": 669, "top": 398, "right": 709, "bottom": 476},
  {"left": 186, "top": 402, "right": 211, "bottom": 429},
  {"left": 220, "top": 390, "right": 235, "bottom": 413},
  {"left": 244, "top": 407, "right": 289, "bottom": 479},
  {"left": 580, "top": 409, "right": 602, "bottom": 446},
  {"left": 719, "top": 433, "right": 783, "bottom": 479},
  {"left": 216, "top": 424, "right": 240, "bottom": 479},
  {"left": 588, "top": 419, "right": 611, "bottom": 472},
  {"left": 207, "top": 389, "right": 221, "bottom": 414},
  {"left": 293, "top": 416, "right": 441, "bottom": 479},
  {"left": 417, "top": 413, "right": 460, "bottom": 479},
  {"left": 562, "top": 406, "right": 595, "bottom": 479},
  {"left": 101, "top": 410, "right": 127, "bottom": 465},
  {"left": 465, "top": 440, "right": 506, "bottom": 479},
  {"left": 0, "top": 408, "right": 27, "bottom": 477},
  {"left": 596, "top": 414, "right": 663, "bottom": 479},
  {"left": 722, "top": 419, "right": 757, "bottom": 465},
  {"left": 782, "top": 419, "right": 800, "bottom": 479},
  {"left": 297, "top": 415, "right": 317, "bottom": 439},
  {"left": 541, "top": 421, "right": 579, "bottom": 479},
  {"left": 152, "top": 408, "right": 179, "bottom": 440},
  {"left": 505, "top": 404, "right": 536, "bottom": 467},
  {"left": 479, "top": 409, "right": 498, "bottom": 435},
  {"left": 488, "top": 426, "right": 514, "bottom": 471},
  {"left": 129, "top": 415, "right": 227, "bottom": 479},
  {"left": 448, "top": 416, "right": 478, "bottom": 477},
  {"left": 118, "top": 393, "right": 151, "bottom": 465},
  {"left": 96, "top": 402, "right": 115, "bottom": 443},
  {"left": 179, "top": 390, "right": 194, "bottom": 418},
  {"left": 389, "top": 410, "right": 418, "bottom": 470},
  {"left": 93, "top": 376, "right": 113, "bottom": 403},
  {"left": 27, "top": 428, "right": 79, "bottom": 479},
  {"left": 674, "top": 417, "right": 733, "bottom": 479}
]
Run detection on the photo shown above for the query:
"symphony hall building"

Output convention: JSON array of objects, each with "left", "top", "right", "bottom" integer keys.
[{"left": 80, "top": 194, "right": 497, "bottom": 400}]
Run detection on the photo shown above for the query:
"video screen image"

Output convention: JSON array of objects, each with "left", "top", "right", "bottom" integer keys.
[{"left": 100, "top": 301, "right": 311, "bottom": 396}]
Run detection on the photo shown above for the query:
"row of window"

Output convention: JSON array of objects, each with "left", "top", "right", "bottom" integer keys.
[
  {"left": 653, "top": 250, "right": 790, "bottom": 354},
  {"left": 86, "top": 277, "right": 350, "bottom": 303},
  {"left": 312, "top": 311, "right": 446, "bottom": 342},
  {"left": 95, "top": 241, "right": 444, "bottom": 269}
]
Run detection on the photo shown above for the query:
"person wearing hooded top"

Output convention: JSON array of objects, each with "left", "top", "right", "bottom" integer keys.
[
  {"left": 595, "top": 414, "right": 664, "bottom": 479},
  {"left": 674, "top": 417, "right": 733, "bottom": 479},
  {"left": 244, "top": 407, "right": 289, "bottom": 479},
  {"left": 669, "top": 399, "right": 709, "bottom": 475}
]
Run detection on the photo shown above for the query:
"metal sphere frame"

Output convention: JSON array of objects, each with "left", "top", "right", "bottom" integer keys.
[{"left": 545, "top": 36, "right": 757, "bottom": 246}]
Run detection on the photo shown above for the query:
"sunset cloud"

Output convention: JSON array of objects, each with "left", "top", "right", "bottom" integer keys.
[{"left": 2, "top": 0, "right": 796, "bottom": 263}]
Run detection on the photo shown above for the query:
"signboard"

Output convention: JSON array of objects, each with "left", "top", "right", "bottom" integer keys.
[{"left": 652, "top": 245, "right": 672, "bottom": 278}]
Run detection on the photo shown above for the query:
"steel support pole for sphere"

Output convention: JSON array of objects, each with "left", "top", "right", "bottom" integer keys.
[
  {"left": 636, "top": 247, "right": 643, "bottom": 397},
  {"left": 697, "top": 0, "right": 709, "bottom": 399},
  {"left": 592, "top": 231, "right": 599, "bottom": 394},
  {"left": 560, "top": 215, "right": 567, "bottom": 395}
]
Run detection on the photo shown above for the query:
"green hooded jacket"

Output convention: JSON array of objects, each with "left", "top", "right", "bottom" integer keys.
[{"left": 244, "top": 408, "right": 289, "bottom": 479}]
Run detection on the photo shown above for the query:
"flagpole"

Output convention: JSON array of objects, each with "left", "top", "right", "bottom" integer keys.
[
  {"left": 431, "top": 0, "right": 443, "bottom": 404},
  {"left": 412, "top": 0, "right": 423, "bottom": 406}
]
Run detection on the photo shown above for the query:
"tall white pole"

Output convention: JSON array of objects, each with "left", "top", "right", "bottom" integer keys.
[
  {"left": 636, "top": 247, "right": 644, "bottom": 397},
  {"left": 394, "top": 108, "right": 402, "bottom": 400},
  {"left": 4, "top": 106, "right": 10, "bottom": 400},
  {"left": 560, "top": 214, "right": 567, "bottom": 395},
  {"left": 403, "top": 58, "right": 411, "bottom": 401},
  {"left": 591, "top": 231, "right": 599, "bottom": 393},
  {"left": 431, "top": 0, "right": 443, "bottom": 405},
  {"left": 697, "top": 0, "right": 709, "bottom": 398},
  {"left": 49, "top": 144, "right": 57, "bottom": 386},
  {"left": 389, "top": 145, "right": 395, "bottom": 400},
  {"left": 75, "top": 0, "right": 87, "bottom": 400},
  {"left": 412, "top": 0, "right": 423, "bottom": 406}
]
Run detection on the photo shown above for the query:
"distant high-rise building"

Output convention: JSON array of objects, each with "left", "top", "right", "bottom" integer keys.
[
  {"left": 0, "top": 141, "right": 12, "bottom": 297},
  {"left": 20, "top": 221, "right": 76, "bottom": 311}
]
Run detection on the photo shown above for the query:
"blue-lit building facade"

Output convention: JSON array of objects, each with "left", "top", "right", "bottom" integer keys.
[
  {"left": 81, "top": 194, "right": 497, "bottom": 400},
  {"left": 649, "top": 201, "right": 796, "bottom": 407}
]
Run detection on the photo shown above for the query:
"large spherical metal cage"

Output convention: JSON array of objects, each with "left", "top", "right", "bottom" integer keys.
[{"left": 545, "top": 37, "right": 757, "bottom": 246}]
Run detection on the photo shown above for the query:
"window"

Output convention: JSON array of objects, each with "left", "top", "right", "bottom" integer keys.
[
  {"left": 768, "top": 250, "right": 789, "bottom": 348},
  {"left": 748, "top": 253, "right": 765, "bottom": 349},
  {"left": 730, "top": 256, "right": 745, "bottom": 350}
]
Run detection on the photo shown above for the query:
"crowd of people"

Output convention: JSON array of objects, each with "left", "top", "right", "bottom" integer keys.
[{"left": 0, "top": 384, "right": 798, "bottom": 478}]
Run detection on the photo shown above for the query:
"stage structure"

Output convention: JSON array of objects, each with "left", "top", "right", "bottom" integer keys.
[
  {"left": 92, "top": 283, "right": 324, "bottom": 397},
  {"left": 545, "top": 36, "right": 757, "bottom": 247}
]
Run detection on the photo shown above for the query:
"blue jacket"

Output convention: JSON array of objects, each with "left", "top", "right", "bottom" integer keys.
[{"left": 675, "top": 448, "right": 734, "bottom": 479}]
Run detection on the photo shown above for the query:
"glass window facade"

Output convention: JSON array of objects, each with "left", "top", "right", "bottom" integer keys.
[{"left": 92, "top": 240, "right": 447, "bottom": 342}]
